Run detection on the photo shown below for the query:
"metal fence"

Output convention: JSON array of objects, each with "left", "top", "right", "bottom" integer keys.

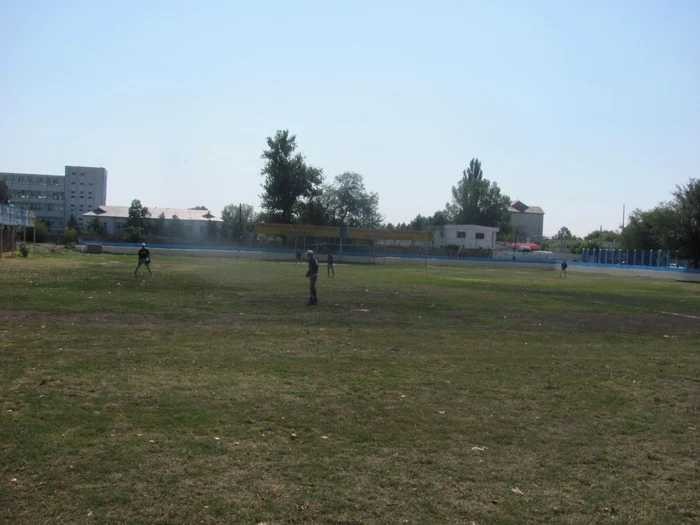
[{"left": 580, "top": 248, "right": 694, "bottom": 269}]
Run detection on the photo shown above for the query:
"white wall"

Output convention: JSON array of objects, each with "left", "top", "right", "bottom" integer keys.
[{"left": 435, "top": 225, "right": 498, "bottom": 250}]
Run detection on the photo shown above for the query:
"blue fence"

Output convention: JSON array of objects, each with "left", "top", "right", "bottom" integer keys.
[{"left": 579, "top": 248, "right": 696, "bottom": 270}]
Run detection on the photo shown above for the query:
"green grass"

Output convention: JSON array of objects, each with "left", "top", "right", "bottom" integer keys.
[{"left": 1, "top": 251, "right": 699, "bottom": 524}]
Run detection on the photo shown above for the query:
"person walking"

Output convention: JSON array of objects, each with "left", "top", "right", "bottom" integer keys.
[
  {"left": 559, "top": 260, "right": 568, "bottom": 278},
  {"left": 306, "top": 249, "right": 319, "bottom": 305},
  {"left": 134, "top": 242, "right": 153, "bottom": 278},
  {"left": 327, "top": 251, "right": 335, "bottom": 277}
]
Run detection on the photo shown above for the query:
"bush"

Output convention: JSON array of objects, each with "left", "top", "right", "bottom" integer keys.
[
  {"left": 18, "top": 243, "right": 30, "bottom": 257},
  {"left": 34, "top": 220, "right": 50, "bottom": 243},
  {"left": 123, "top": 226, "right": 144, "bottom": 243},
  {"left": 63, "top": 227, "right": 77, "bottom": 247}
]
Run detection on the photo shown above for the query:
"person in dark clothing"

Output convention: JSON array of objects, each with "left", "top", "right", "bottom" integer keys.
[
  {"left": 296, "top": 250, "right": 302, "bottom": 264},
  {"left": 306, "top": 249, "right": 318, "bottom": 305},
  {"left": 134, "top": 242, "right": 152, "bottom": 277},
  {"left": 327, "top": 251, "right": 335, "bottom": 277},
  {"left": 559, "top": 260, "right": 568, "bottom": 278}
]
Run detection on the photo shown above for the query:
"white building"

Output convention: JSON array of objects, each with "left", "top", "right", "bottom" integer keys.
[
  {"left": 432, "top": 224, "right": 500, "bottom": 250},
  {"left": 82, "top": 206, "right": 223, "bottom": 239},
  {"left": 0, "top": 166, "right": 107, "bottom": 231},
  {"left": 508, "top": 201, "right": 544, "bottom": 242}
]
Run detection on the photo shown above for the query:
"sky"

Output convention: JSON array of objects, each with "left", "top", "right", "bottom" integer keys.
[{"left": 1, "top": 0, "right": 698, "bottom": 237}]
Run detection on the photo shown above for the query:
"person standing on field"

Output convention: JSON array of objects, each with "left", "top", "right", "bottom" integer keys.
[
  {"left": 327, "top": 251, "right": 335, "bottom": 277},
  {"left": 559, "top": 260, "right": 568, "bottom": 278},
  {"left": 306, "top": 249, "right": 318, "bottom": 305},
  {"left": 134, "top": 242, "right": 153, "bottom": 278}
]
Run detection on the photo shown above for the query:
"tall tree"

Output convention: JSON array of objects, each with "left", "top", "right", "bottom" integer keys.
[
  {"left": 556, "top": 226, "right": 573, "bottom": 240},
  {"left": 127, "top": 199, "right": 150, "bottom": 230},
  {"left": 585, "top": 229, "right": 621, "bottom": 243},
  {"left": 167, "top": 216, "right": 185, "bottom": 238},
  {"left": 67, "top": 213, "right": 79, "bottom": 231},
  {"left": 151, "top": 212, "right": 167, "bottom": 236},
  {"left": 0, "top": 180, "right": 9, "bottom": 204},
  {"left": 260, "top": 130, "right": 323, "bottom": 223},
  {"left": 621, "top": 206, "right": 677, "bottom": 251},
  {"left": 323, "top": 172, "right": 383, "bottom": 228},
  {"left": 672, "top": 179, "right": 700, "bottom": 267},
  {"left": 446, "top": 158, "right": 511, "bottom": 227},
  {"left": 220, "top": 203, "right": 255, "bottom": 240}
]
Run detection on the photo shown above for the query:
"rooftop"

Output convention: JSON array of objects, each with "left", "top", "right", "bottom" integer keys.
[
  {"left": 508, "top": 200, "right": 545, "bottom": 214},
  {"left": 83, "top": 206, "right": 223, "bottom": 222}
]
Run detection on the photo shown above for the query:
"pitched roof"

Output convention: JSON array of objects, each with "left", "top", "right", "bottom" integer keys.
[
  {"left": 83, "top": 206, "right": 223, "bottom": 221},
  {"left": 508, "top": 201, "right": 545, "bottom": 214}
]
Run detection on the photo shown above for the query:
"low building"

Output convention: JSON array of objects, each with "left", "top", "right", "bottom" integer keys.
[
  {"left": 0, "top": 166, "right": 108, "bottom": 231},
  {"left": 432, "top": 224, "right": 500, "bottom": 250},
  {"left": 508, "top": 201, "right": 544, "bottom": 242},
  {"left": 83, "top": 206, "right": 223, "bottom": 239}
]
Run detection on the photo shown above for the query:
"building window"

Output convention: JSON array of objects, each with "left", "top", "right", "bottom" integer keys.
[
  {"left": 475, "top": 233, "right": 485, "bottom": 240},
  {"left": 456, "top": 231, "right": 466, "bottom": 238}
]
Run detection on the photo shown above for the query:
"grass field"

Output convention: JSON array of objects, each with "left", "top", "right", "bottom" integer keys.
[{"left": 1, "top": 252, "right": 699, "bottom": 525}]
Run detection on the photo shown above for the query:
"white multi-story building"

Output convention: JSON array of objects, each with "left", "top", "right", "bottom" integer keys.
[{"left": 0, "top": 165, "right": 108, "bottom": 231}]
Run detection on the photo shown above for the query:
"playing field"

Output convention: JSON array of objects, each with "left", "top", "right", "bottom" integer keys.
[{"left": 1, "top": 252, "right": 698, "bottom": 524}]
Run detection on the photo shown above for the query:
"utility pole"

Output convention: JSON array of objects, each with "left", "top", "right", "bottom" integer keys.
[{"left": 622, "top": 203, "right": 626, "bottom": 231}]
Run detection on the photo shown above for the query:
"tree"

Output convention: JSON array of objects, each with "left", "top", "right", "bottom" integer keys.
[
  {"left": 672, "top": 179, "right": 700, "bottom": 267},
  {"left": 205, "top": 220, "right": 219, "bottom": 240},
  {"left": 220, "top": 203, "right": 255, "bottom": 240},
  {"left": 446, "top": 158, "right": 511, "bottom": 227},
  {"left": 432, "top": 211, "right": 448, "bottom": 227},
  {"left": 584, "top": 229, "right": 621, "bottom": 244},
  {"left": 33, "top": 219, "right": 49, "bottom": 242},
  {"left": 556, "top": 226, "right": 574, "bottom": 240},
  {"left": 151, "top": 213, "right": 167, "bottom": 236},
  {"left": 167, "top": 216, "right": 185, "bottom": 238},
  {"left": 86, "top": 217, "right": 106, "bottom": 236},
  {"left": 189, "top": 206, "right": 208, "bottom": 210},
  {"left": 621, "top": 206, "right": 676, "bottom": 252},
  {"left": 327, "top": 172, "right": 382, "bottom": 227},
  {"left": 260, "top": 130, "right": 323, "bottom": 223},
  {"left": 63, "top": 227, "right": 77, "bottom": 246},
  {"left": 410, "top": 214, "right": 428, "bottom": 230},
  {"left": 0, "top": 180, "right": 9, "bottom": 204},
  {"left": 123, "top": 226, "right": 143, "bottom": 243},
  {"left": 67, "top": 213, "right": 79, "bottom": 232},
  {"left": 127, "top": 199, "right": 150, "bottom": 230}
]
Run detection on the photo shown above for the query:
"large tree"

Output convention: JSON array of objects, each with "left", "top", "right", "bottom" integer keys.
[
  {"left": 672, "top": 179, "right": 700, "bottom": 267},
  {"left": 556, "top": 226, "right": 574, "bottom": 240},
  {"left": 67, "top": 213, "right": 79, "bottom": 231},
  {"left": 324, "top": 172, "right": 383, "bottom": 228},
  {"left": 260, "top": 130, "right": 323, "bottom": 223},
  {"left": 220, "top": 203, "right": 255, "bottom": 240},
  {"left": 0, "top": 180, "right": 9, "bottom": 204},
  {"left": 127, "top": 199, "right": 150, "bottom": 230},
  {"left": 621, "top": 206, "right": 677, "bottom": 251},
  {"left": 446, "top": 158, "right": 511, "bottom": 227}
]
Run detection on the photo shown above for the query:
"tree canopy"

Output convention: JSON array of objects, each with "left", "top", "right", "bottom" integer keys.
[
  {"left": 127, "top": 199, "right": 150, "bottom": 230},
  {"left": 260, "top": 130, "right": 323, "bottom": 224},
  {"left": 446, "top": 158, "right": 511, "bottom": 228},
  {"left": 556, "top": 226, "right": 574, "bottom": 240},
  {"left": 622, "top": 178, "right": 700, "bottom": 266}
]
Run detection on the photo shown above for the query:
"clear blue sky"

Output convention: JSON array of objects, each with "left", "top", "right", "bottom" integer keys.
[{"left": 1, "top": 0, "right": 698, "bottom": 237}]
